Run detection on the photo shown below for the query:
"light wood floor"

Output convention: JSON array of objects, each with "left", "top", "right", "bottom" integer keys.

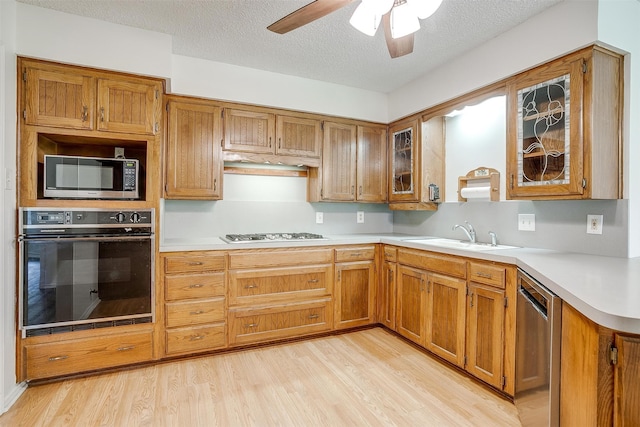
[{"left": 0, "top": 328, "right": 521, "bottom": 426}]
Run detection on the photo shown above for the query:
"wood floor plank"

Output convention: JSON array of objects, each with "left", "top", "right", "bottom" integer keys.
[{"left": 0, "top": 328, "right": 521, "bottom": 426}]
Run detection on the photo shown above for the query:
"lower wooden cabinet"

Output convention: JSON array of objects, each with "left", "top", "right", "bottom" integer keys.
[
  {"left": 396, "top": 265, "right": 427, "bottom": 345},
  {"left": 379, "top": 257, "right": 397, "bottom": 330},
  {"left": 334, "top": 246, "right": 376, "bottom": 329},
  {"left": 614, "top": 333, "right": 640, "bottom": 425},
  {"left": 229, "top": 299, "right": 332, "bottom": 346},
  {"left": 24, "top": 330, "right": 153, "bottom": 380}
]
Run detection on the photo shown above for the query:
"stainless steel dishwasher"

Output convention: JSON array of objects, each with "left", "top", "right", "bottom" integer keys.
[{"left": 515, "top": 269, "right": 562, "bottom": 427}]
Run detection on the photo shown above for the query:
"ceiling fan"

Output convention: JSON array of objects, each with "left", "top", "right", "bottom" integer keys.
[{"left": 267, "top": 0, "right": 444, "bottom": 59}]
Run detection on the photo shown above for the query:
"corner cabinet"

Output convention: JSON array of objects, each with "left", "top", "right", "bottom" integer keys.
[
  {"left": 506, "top": 46, "right": 622, "bottom": 200},
  {"left": 165, "top": 96, "right": 223, "bottom": 200},
  {"left": 388, "top": 116, "right": 444, "bottom": 210}
]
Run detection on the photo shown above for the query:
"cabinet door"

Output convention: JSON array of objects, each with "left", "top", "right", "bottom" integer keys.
[
  {"left": 276, "top": 115, "right": 321, "bottom": 158},
  {"left": 97, "top": 77, "right": 160, "bottom": 135},
  {"left": 223, "top": 108, "right": 275, "bottom": 153},
  {"left": 379, "top": 260, "right": 396, "bottom": 330},
  {"left": 466, "top": 283, "right": 505, "bottom": 389},
  {"left": 614, "top": 334, "right": 640, "bottom": 426},
  {"left": 321, "top": 121, "right": 357, "bottom": 201},
  {"left": 165, "top": 99, "right": 223, "bottom": 199},
  {"left": 389, "top": 119, "right": 419, "bottom": 202},
  {"left": 396, "top": 265, "right": 427, "bottom": 345},
  {"left": 23, "top": 65, "right": 95, "bottom": 130},
  {"left": 425, "top": 272, "right": 467, "bottom": 367},
  {"left": 335, "top": 261, "right": 376, "bottom": 329},
  {"left": 507, "top": 57, "right": 585, "bottom": 198},
  {"left": 357, "top": 125, "right": 387, "bottom": 202}
]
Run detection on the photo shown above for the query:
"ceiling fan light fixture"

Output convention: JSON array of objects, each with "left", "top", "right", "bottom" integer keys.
[
  {"left": 407, "top": 0, "right": 443, "bottom": 19},
  {"left": 390, "top": 2, "right": 420, "bottom": 39},
  {"left": 362, "top": 0, "right": 395, "bottom": 16},
  {"left": 350, "top": 2, "right": 383, "bottom": 36}
]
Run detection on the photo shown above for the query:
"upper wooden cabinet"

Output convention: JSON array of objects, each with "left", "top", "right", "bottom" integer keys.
[
  {"left": 223, "top": 108, "right": 321, "bottom": 164},
  {"left": 388, "top": 116, "right": 444, "bottom": 210},
  {"left": 311, "top": 122, "right": 387, "bottom": 203},
  {"left": 22, "top": 59, "right": 162, "bottom": 136},
  {"left": 165, "top": 96, "right": 223, "bottom": 200},
  {"left": 506, "top": 46, "right": 622, "bottom": 200}
]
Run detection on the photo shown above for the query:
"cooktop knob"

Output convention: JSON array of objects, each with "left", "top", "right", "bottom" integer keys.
[
  {"left": 114, "top": 212, "right": 127, "bottom": 223},
  {"left": 130, "top": 212, "right": 141, "bottom": 223}
]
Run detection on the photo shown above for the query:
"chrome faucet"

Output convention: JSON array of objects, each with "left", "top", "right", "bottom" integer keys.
[{"left": 452, "top": 221, "right": 476, "bottom": 243}]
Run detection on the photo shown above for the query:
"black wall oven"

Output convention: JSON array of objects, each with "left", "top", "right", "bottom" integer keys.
[{"left": 19, "top": 208, "right": 154, "bottom": 337}]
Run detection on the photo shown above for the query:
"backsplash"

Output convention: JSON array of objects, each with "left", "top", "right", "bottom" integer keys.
[{"left": 161, "top": 171, "right": 628, "bottom": 257}]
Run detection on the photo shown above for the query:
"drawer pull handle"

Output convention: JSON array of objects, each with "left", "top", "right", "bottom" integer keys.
[
  {"left": 470, "top": 293, "right": 474, "bottom": 308},
  {"left": 476, "top": 272, "right": 493, "bottom": 279},
  {"left": 308, "top": 314, "right": 320, "bottom": 319},
  {"left": 188, "top": 261, "right": 204, "bottom": 266},
  {"left": 307, "top": 279, "right": 319, "bottom": 284},
  {"left": 190, "top": 335, "right": 205, "bottom": 341},
  {"left": 244, "top": 323, "right": 259, "bottom": 328},
  {"left": 48, "top": 355, "right": 69, "bottom": 362},
  {"left": 350, "top": 253, "right": 363, "bottom": 257},
  {"left": 190, "top": 310, "right": 205, "bottom": 315},
  {"left": 244, "top": 284, "right": 258, "bottom": 289},
  {"left": 189, "top": 284, "right": 204, "bottom": 289},
  {"left": 117, "top": 346, "right": 135, "bottom": 352}
]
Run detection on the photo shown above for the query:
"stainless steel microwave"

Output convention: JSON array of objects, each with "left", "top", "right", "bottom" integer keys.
[{"left": 44, "top": 155, "right": 139, "bottom": 199}]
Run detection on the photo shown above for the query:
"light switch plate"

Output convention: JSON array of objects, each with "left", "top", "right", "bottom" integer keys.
[
  {"left": 357, "top": 211, "right": 365, "bottom": 224},
  {"left": 316, "top": 212, "right": 323, "bottom": 224},
  {"left": 587, "top": 214, "right": 603, "bottom": 234},
  {"left": 518, "top": 214, "right": 535, "bottom": 231}
]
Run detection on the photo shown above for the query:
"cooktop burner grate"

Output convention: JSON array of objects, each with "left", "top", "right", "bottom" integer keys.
[{"left": 222, "top": 232, "right": 326, "bottom": 243}]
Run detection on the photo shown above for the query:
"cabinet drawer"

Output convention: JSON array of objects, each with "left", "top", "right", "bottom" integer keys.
[
  {"left": 164, "top": 254, "right": 225, "bottom": 274},
  {"left": 468, "top": 262, "right": 506, "bottom": 289},
  {"left": 25, "top": 331, "right": 153, "bottom": 380},
  {"left": 165, "top": 297, "right": 225, "bottom": 328},
  {"left": 165, "top": 323, "right": 226, "bottom": 355},
  {"left": 383, "top": 246, "right": 397, "bottom": 262},
  {"left": 229, "top": 265, "right": 332, "bottom": 305},
  {"left": 335, "top": 246, "right": 376, "bottom": 262},
  {"left": 229, "top": 299, "right": 332, "bottom": 346},
  {"left": 165, "top": 272, "right": 225, "bottom": 301},
  {"left": 398, "top": 249, "right": 467, "bottom": 279},
  {"left": 229, "top": 248, "right": 332, "bottom": 269}
]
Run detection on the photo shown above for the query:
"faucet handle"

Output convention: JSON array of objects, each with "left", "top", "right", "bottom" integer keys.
[
  {"left": 465, "top": 221, "right": 475, "bottom": 233},
  {"left": 488, "top": 231, "right": 497, "bottom": 246}
]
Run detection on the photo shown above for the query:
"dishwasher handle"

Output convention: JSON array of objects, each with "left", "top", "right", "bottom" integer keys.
[{"left": 519, "top": 284, "right": 548, "bottom": 320}]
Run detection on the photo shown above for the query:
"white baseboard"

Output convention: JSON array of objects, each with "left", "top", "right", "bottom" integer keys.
[{"left": 2, "top": 382, "right": 27, "bottom": 414}]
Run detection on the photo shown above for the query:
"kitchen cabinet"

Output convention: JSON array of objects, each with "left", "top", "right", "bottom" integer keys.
[
  {"left": 162, "top": 252, "right": 227, "bottom": 356},
  {"left": 22, "top": 59, "right": 162, "bottom": 135},
  {"left": 23, "top": 327, "right": 153, "bottom": 381},
  {"left": 312, "top": 122, "right": 387, "bottom": 202},
  {"left": 228, "top": 248, "right": 333, "bottom": 345},
  {"left": 334, "top": 246, "right": 376, "bottom": 329},
  {"left": 165, "top": 96, "right": 223, "bottom": 200},
  {"left": 614, "top": 334, "right": 640, "bottom": 425},
  {"left": 396, "top": 265, "right": 428, "bottom": 345},
  {"left": 506, "top": 45, "right": 622, "bottom": 200},
  {"left": 425, "top": 272, "right": 467, "bottom": 367},
  {"left": 465, "top": 262, "right": 508, "bottom": 390},
  {"left": 379, "top": 246, "right": 397, "bottom": 330},
  {"left": 388, "top": 116, "right": 444, "bottom": 210},
  {"left": 223, "top": 107, "right": 321, "bottom": 165}
]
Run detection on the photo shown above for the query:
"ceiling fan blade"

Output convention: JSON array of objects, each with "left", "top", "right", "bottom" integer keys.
[
  {"left": 268, "top": 0, "right": 357, "bottom": 34},
  {"left": 383, "top": 13, "right": 415, "bottom": 58}
]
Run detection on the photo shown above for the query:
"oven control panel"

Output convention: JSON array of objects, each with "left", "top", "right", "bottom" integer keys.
[{"left": 21, "top": 208, "right": 154, "bottom": 228}]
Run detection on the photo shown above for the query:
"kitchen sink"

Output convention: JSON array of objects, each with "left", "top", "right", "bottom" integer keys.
[{"left": 403, "top": 238, "right": 519, "bottom": 251}]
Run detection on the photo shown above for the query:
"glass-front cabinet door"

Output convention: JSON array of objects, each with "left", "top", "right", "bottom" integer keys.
[
  {"left": 507, "top": 58, "right": 584, "bottom": 198},
  {"left": 389, "top": 119, "right": 419, "bottom": 202}
]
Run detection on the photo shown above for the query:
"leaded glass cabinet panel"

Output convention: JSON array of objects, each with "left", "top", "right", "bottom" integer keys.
[{"left": 389, "top": 119, "right": 419, "bottom": 202}]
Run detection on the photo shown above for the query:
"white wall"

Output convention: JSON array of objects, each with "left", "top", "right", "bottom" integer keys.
[{"left": 597, "top": 0, "right": 640, "bottom": 257}]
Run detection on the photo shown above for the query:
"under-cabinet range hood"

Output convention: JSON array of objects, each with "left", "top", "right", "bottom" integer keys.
[{"left": 221, "top": 233, "right": 326, "bottom": 243}]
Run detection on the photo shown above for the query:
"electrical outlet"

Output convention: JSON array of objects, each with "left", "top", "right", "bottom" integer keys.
[
  {"left": 587, "top": 214, "right": 603, "bottom": 235},
  {"left": 315, "top": 212, "right": 323, "bottom": 224},
  {"left": 518, "top": 214, "right": 535, "bottom": 231},
  {"left": 357, "top": 211, "right": 365, "bottom": 224}
]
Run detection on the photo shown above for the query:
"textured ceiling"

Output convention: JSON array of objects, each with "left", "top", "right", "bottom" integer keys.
[{"left": 17, "top": 0, "right": 564, "bottom": 93}]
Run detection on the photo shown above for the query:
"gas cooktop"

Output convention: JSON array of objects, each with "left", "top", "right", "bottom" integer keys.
[{"left": 222, "top": 232, "right": 326, "bottom": 243}]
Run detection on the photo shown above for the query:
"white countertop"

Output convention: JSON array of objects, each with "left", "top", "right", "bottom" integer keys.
[{"left": 161, "top": 234, "right": 640, "bottom": 334}]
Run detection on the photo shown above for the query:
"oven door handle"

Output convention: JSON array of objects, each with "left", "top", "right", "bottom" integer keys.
[
  {"left": 519, "top": 284, "right": 548, "bottom": 320},
  {"left": 19, "top": 235, "right": 152, "bottom": 243}
]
